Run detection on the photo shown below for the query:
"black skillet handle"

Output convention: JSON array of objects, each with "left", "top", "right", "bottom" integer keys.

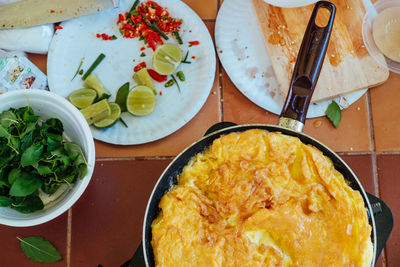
[
  {"left": 366, "top": 192, "right": 393, "bottom": 263},
  {"left": 121, "top": 242, "right": 145, "bottom": 267},
  {"left": 279, "top": 1, "right": 336, "bottom": 132}
]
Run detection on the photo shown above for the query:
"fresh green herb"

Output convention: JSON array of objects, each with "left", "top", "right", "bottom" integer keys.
[
  {"left": 176, "top": 71, "right": 185, "bottom": 81},
  {"left": 119, "top": 118, "right": 128, "bottom": 128},
  {"left": 325, "top": 100, "right": 341, "bottom": 127},
  {"left": 81, "top": 53, "right": 106, "bottom": 81},
  {"left": 112, "top": 35, "right": 117, "bottom": 40},
  {"left": 151, "top": 22, "right": 169, "bottom": 40},
  {"left": 140, "top": 52, "right": 146, "bottom": 57},
  {"left": 0, "top": 106, "right": 88, "bottom": 213},
  {"left": 18, "top": 236, "right": 62, "bottom": 263},
  {"left": 164, "top": 79, "right": 175, "bottom": 87},
  {"left": 78, "top": 69, "right": 84, "bottom": 75},
  {"left": 129, "top": 0, "right": 140, "bottom": 13},
  {"left": 71, "top": 57, "right": 84, "bottom": 81},
  {"left": 171, "top": 74, "right": 181, "bottom": 93},
  {"left": 172, "top": 31, "right": 183, "bottom": 45},
  {"left": 161, "top": 16, "right": 168, "bottom": 20},
  {"left": 115, "top": 82, "right": 130, "bottom": 112},
  {"left": 119, "top": 28, "right": 125, "bottom": 36}
]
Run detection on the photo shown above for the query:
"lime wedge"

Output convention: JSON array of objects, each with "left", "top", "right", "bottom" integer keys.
[
  {"left": 115, "top": 82, "right": 130, "bottom": 112},
  {"left": 152, "top": 44, "right": 182, "bottom": 75},
  {"left": 80, "top": 99, "right": 111, "bottom": 125},
  {"left": 94, "top": 103, "right": 121, "bottom": 128},
  {"left": 133, "top": 68, "right": 156, "bottom": 95},
  {"left": 68, "top": 88, "right": 97, "bottom": 109},
  {"left": 126, "top": 85, "right": 156, "bottom": 116},
  {"left": 83, "top": 73, "right": 111, "bottom": 100}
]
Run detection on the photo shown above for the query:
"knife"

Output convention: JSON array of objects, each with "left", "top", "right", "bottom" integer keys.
[{"left": 0, "top": 0, "right": 119, "bottom": 29}]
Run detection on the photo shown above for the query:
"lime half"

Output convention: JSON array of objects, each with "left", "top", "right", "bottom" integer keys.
[
  {"left": 68, "top": 88, "right": 97, "bottom": 109},
  {"left": 133, "top": 68, "right": 156, "bottom": 95},
  {"left": 152, "top": 44, "right": 182, "bottom": 75},
  {"left": 94, "top": 103, "right": 121, "bottom": 128},
  {"left": 126, "top": 85, "right": 156, "bottom": 116},
  {"left": 80, "top": 99, "right": 111, "bottom": 125},
  {"left": 83, "top": 73, "right": 111, "bottom": 100}
]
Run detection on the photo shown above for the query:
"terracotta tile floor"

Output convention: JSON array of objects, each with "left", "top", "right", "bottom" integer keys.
[{"left": 2, "top": 0, "right": 399, "bottom": 266}]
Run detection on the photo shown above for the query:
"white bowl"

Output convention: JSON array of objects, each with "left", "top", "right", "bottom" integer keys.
[
  {"left": 263, "top": 0, "right": 318, "bottom": 8},
  {"left": 0, "top": 89, "right": 95, "bottom": 227}
]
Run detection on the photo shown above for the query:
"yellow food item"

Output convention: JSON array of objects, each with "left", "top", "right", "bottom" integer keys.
[{"left": 151, "top": 129, "right": 373, "bottom": 267}]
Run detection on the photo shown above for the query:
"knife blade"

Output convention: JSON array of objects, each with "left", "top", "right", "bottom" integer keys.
[{"left": 0, "top": 0, "right": 118, "bottom": 29}]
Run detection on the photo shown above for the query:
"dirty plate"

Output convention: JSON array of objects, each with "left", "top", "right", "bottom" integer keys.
[
  {"left": 215, "top": 0, "right": 367, "bottom": 118},
  {"left": 48, "top": 0, "right": 215, "bottom": 145}
]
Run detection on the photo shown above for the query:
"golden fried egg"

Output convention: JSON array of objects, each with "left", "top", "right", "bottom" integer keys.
[{"left": 151, "top": 129, "right": 373, "bottom": 267}]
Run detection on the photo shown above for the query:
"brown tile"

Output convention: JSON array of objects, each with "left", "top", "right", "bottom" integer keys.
[
  {"left": 339, "top": 154, "right": 376, "bottom": 195},
  {"left": 377, "top": 154, "right": 400, "bottom": 267},
  {"left": 70, "top": 159, "right": 171, "bottom": 267},
  {"left": 0, "top": 213, "right": 68, "bottom": 267},
  {"left": 182, "top": 0, "right": 218, "bottom": 20},
  {"left": 370, "top": 73, "right": 400, "bottom": 151},
  {"left": 27, "top": 53, "right": 47, "bottom": 75},
  {"left": 222, "top": 70, "right": 372, "bottom": 152},
  {"left": 96, "top": 22, "right": 220, "bottom": 158}
]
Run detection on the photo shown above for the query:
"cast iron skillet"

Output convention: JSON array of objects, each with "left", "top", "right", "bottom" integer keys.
[{"left": 123, "top": 2, "right": 393, "bottom": 266}]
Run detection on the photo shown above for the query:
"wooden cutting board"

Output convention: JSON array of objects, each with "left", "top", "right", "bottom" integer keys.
[{"left": 252, "top": 0, "right": 389, "bottom": 103}]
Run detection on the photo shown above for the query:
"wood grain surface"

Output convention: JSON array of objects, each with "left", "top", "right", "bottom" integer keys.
[{"left": 252, "top": 0, "right": 389, "bottom": 102}]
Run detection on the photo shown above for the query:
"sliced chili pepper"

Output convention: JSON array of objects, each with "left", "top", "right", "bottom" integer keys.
[
  {"left": 188, "top": 41, "right": 200, "bottom": 46},
  {"left": 134, "top": 62, "right": 147, "bottom": 72},
  {"left": 148, "top": 69, "right": 167, "bottom": 82},
  {"left": 55, "top": 25, "right": 63, "bottom": 30}
]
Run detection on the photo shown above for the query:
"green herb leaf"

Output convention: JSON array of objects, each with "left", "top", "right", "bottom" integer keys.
[
  {"left": 0, "top": 196, "right": 12, "bottom": 207},
  {"left": 325, "top": 100, "right": 341, "bottom": 127},
  {"left": 18, "top": 236, "right": 62, "bottom": 263},
  {"left": 8, "top": 168, "right": 21, "bottom": 185},
  {"left": 12, "top": 195, "right": 44, "bottom": 213},
  {"left": 9, "top": 173, "right": 42, "bottom": 197},
  {"left": 115, "top": 82, "right": 130, "bottom": 112},
  {"left": 21, "top": 144, "right": 44, "bottom": 167}
]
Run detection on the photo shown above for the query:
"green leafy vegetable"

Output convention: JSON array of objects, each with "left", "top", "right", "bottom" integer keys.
[
  {"left": 325, "top": 100, "right": 341, "bottom": 127},
  {"left": 0, "top": 106, "right": 88, "bottom": 213},
  {"left": 71, "top": 57, "right": 85, "bottom": 81},
  {"left": 18, "top": 236, "right": 62, "bottom": 263}
]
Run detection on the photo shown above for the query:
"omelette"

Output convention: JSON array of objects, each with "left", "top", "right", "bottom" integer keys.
[{"left": 151, "top": 129, "right": 373, "bottom": 267}]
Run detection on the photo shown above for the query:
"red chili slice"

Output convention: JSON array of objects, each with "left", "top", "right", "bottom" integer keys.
[
  {"left": 134, "top": 62, "right": 147, "bottom": 72},
  {"left": 188, "top": 41, "right": 200, "bottom": 46},
  {"left": 147, "top": 69, "right": 167, "bottom": 82}
]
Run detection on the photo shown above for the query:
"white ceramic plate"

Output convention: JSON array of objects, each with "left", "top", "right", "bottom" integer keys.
[
  {"left": 263, "top": 0, "right": 317, "bottom": 8},
  {"left": 215, "top": 0, "right": 367, "bottom": 118},
  {"left": 48, "top": 0, "right": 215, "bottom": 145}
]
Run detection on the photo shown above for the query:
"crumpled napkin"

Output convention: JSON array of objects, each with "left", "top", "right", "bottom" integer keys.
[{"left": 0, "top": 0, "right": 54, "bottom": 54}]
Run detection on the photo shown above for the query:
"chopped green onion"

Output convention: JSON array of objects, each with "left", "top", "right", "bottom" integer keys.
[
  {"left": 181, "top": 61, "right": 191, "bottom": 64},
  {"left": 172, "top": 31, "right": 183, "bottom": 45},
  {"left": 119, "top": 28, "right": 124, "bottom": 35},
  {"left": 119, "top": 118, "right": 128, "bottom": 128},
  {"left": 71, "top": 57, "right": 85, "bottom": 81},
  {"left": 171, "top": 74, "right": 181, "bottom": 93},
  {"left": 112, "top": 35, "right": 117, "bottom": 40},
  {"left": 183, "top": 51, "right": 189, "bottom": 61},
  {"left": 140, "top": 52, "right": 146, "bottom": 57},
  {"left": 152, "top": 22, "right": 169, "bottom": 40},
  {"left": 79, "top": 69, "right": 84, "bottom": 75},
  {"left": 129, "top": 0, "right": 140, "bottom": 13},
  {"left": 81, "top": 53, "right": 106, "bottom": 81}
]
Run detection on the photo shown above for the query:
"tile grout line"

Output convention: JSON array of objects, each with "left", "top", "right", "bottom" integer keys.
[
  {"left": 366, "top": 90, "right": 387, "bottom": 267},
  {"left": 66, "top": 209, "right": 72, "bottom": 267}
]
